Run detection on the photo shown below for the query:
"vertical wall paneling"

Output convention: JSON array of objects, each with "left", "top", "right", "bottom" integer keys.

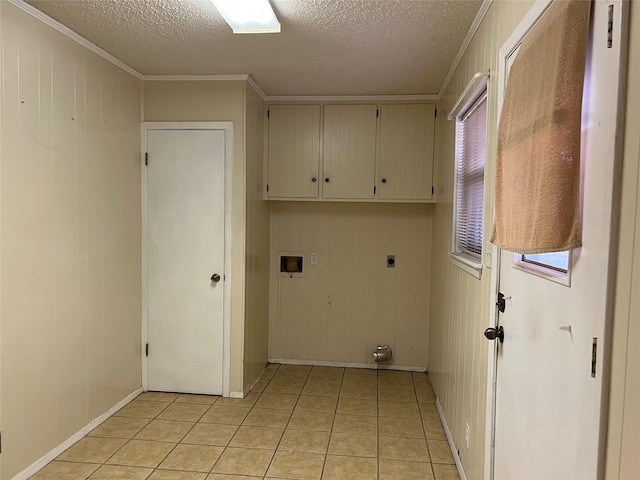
[
  {"left": 243, "top": 83, "right": 270, "bottom": 390},
  {"left": 269, "top": 202, "right": 432, "bottom": 368},
  {"left": 322, "top": 104, "right": 377, "bottom": 199},
  {"left": 84, "top": 50, "right": 106, "bottom": 423},
  {"left": 267, "top": 104, "right": 321, "bottom": 198},
  {"left": 1, "top": 3, "right": 142, "bottom": 477},
  {"left": 428, "top": 2, "right": 534, "bottom": 479}
]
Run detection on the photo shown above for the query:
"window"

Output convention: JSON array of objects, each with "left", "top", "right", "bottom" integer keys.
[
  {"left": 453, "top": 89, "right": 488, "bottom": 267},
  {"left": 520, "top": 252, "right": 569, "bottom": 272},
  {"left": 514, "top": 250, "right": 572, "bottom": 286}
]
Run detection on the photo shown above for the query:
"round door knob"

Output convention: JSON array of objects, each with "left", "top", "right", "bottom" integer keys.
[
  {"left": 381, "top": 178, "right": 387, "bottom": 183},
  {"left": 211, "top": 273, "right": 221, "bottom": 283},
  {"left": 484, "top": 326, "right": 504, "bottom": 343},
  {"left": 312, "top": 177, "right": 317, "bottom": 183},
  {"left": 325, "top": 178, "right": 330, "bottom": 183}
]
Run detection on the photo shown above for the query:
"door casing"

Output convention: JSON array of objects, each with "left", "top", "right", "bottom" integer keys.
[{"left": 141, "top": 122, "right": 234, "bottom": 397}]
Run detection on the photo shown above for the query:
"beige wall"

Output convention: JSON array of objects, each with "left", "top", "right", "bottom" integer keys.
[
  {"left": 429, "top": 1, "right": 534, "bottom": 479},
  {"left": 269, "top": 202, "right": 432, "bottom": 367},
  {"left": 144, "top": 80, "right": 269, "bottom": 393},
  {"left": 0, "top": 3, "right": 142, "bottom": 478},
  {"left": 606, "top": 1, "right": 640, "bottom": 477},
  {"left": 243, "top": 84, "right": 270, "bottom": 389}
]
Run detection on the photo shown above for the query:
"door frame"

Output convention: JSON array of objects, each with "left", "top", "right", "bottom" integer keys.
[
  {"left": 141, "top": 122, "right": 234, "bottom": 397},
  {"left": 485, "top": 0, "right": 629, "bottom": 477},
  {"left": 485, "top": 3, "right": 556, "bottom": 475}
]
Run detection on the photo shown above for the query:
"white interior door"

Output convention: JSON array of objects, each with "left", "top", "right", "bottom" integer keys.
[
  {"left": 146, "top": 128, "right": 225, "bottom": 395},
  {"left": 491, "top": 1, "right": 628, "bottom": 478}
]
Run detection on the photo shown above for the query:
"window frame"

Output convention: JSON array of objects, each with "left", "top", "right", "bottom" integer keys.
[{"left": 451, "top": 81, "right": 489, "bottom": 278}]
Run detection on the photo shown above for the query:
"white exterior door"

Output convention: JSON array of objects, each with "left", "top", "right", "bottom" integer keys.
[
  {"left": 146, "top": 128, "right": 225, "bottom": 395},
  {"left": 491, "top": 1, "right": 628, "bottom": 478}
]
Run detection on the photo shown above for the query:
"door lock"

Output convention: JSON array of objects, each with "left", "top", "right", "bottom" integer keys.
[
  {"left": 496, "top": 292, "right": 507, "bottom": 313},
  {"left": 484, "top": 326, "right": 504, "bottom": 343},
  {"left": 211, "top": 273, "right": 221, "bottom": 283}
]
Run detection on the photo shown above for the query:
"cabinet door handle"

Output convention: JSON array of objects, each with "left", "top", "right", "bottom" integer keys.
[
  {"left": 381, "top": 178, "right": 387, "bottom": 183},
  {"left": 325, "top": 178, "right": 330, "bottom": 183},
  {"left": 312, "top": 177, "right": 317, "bottom": 183}
]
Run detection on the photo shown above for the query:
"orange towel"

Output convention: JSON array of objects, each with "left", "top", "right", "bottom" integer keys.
[{"left": 491, "top": 0, "right": 591, "bottom": 254}]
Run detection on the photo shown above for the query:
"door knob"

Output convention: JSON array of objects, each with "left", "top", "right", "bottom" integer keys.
[
  {"left": 211, "top": 273, "right": 221, "bottom": 283},
  {"left": 484, "top": 326, "right": 504, "bottom": 343}
]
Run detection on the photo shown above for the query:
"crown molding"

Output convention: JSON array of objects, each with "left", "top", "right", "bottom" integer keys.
[
  {"left": 438, "top": 0, "right": 493, "bottom": 98},
  {"left": 143, "top": 74, "right": 269, "bottom": 99},
  {"left": 143, "top": 74, "right": 250, "bottom": 82},
  {"left": 142, "top": 76, "right": 436, "bottom": 101},
  {"left": 7, "top": 0, "right": 143, "bottom": 80},
  {"left": 245, "top": 76, "right": 268, "bottom": 100},
  {"left": 264, "top": 94, "right": 439, "bottom": 102}
]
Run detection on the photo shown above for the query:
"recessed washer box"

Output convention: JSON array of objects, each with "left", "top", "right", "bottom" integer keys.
[{"left": 276, "top": 251, "right": 308, "bottom": 278}]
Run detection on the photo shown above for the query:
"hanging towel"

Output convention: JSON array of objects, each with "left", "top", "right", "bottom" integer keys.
[{"left": 491, "top": 0, "right": 591, "bottom": 254}]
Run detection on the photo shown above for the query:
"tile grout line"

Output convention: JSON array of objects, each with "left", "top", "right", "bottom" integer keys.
[
  {"left": 377, "top": 370, "right": 381, "bottom": 480},
  {"left": 260, "top": 363, "right": 306, "bottom": 478},
  {"left": 207, "top": 363, "right": 279, "bottom": 477},
  {"left": 319, "top": 368, "right": 345, "bottom": 480},
  {"left": 96, "top": 396, "right": 177, "bottom": 476},
  {"left": 415, "top": 372, "right": 439, "bottom": 480}
]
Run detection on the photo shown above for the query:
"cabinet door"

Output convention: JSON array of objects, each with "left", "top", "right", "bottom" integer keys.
[
  {"left": 268, "top": 104, "right": 320, "bottom": 198},
  {"left": 379, "top": 104, "right": 435, "bottom": 200},
  {"left": 322, "top": 105, "right": 377, "bottom": 199}
]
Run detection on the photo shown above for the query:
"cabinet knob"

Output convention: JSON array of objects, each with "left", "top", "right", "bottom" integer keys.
[
  {"left": 312, "top": 177, "right": 317, "bottom": 183},
  {"left": 325, "top": 178, "right": 330, "bottom": 183},
  {"left": 381, "top": 178, "right": 387, "bottom": 183}
]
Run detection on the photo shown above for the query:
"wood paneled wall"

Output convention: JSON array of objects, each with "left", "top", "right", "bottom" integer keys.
[
  {"left": 429, "top": 2, "right": 534, "bottom": 479},
  {"left": 243, "top": 84, "right": 270, "bottom": 390},
  {"left": 269, "top": 202, "right": 432, "bottom": 368},
  {"left": 1, "top": 3, "right": 142, "bottom": 477}
]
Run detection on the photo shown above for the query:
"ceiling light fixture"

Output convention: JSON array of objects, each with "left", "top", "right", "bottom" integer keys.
[{"left": 212, "top": 0, "right": 281, "bottom": 34}]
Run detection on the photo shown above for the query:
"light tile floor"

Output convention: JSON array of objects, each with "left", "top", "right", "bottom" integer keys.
[{"left": 31, "top": 365, "right": 460, "bottom": 480}]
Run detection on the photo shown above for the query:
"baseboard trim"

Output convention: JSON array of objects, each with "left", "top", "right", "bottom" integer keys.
[
  {"left": 229, "top": 391, "right": 245, "bottom": 398},
  {"left": 436, "top": 397, "right": 469, "bottom": 480},
  {"left": 12, "top": 387, "right": 143, "bottom": 480},
  {"left": 268, "top": 358, "right": 427, "bottom": 372}
]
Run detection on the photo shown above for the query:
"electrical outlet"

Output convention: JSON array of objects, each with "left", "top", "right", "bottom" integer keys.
[
  {"left": 465, "top": 422, "right": 470, "bottom": 449},
  {"left": 311, "top": 252, "right": 318, "bottom": 265}
]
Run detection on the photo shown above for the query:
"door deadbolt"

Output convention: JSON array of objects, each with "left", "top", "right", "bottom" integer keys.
[
  {"left": 496, "top": 292, "right": 506, "bottom": 313},
  {"left": 211, "top": 273, "right": 221, "bottom": 283}
]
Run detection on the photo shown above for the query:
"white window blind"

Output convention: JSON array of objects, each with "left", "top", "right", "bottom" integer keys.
[{"left": 454, "top": 91, "right": 487, "bottom": 261}]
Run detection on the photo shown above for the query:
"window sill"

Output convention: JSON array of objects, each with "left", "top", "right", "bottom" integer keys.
[{"left": 449, "top": 252, "right": 483, "bottom": 279}]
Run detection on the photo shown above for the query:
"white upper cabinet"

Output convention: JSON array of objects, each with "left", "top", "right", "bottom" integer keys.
[
  {"left": 266, "top": 103, "right": 436, "bottom": 202},
  {"left": 322, "top": 105, "right": 377, "bottom": 199},
  {"left": 378, "top": 104, "right": 435, "bottom": 200},
  {"left": 267, "top": 104, "right": 321, "bottom": 198}
]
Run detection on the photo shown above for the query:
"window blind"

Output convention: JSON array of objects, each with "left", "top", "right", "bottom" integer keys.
[{"left": 454, "top": 92, "right": 487, "bottom": 260}]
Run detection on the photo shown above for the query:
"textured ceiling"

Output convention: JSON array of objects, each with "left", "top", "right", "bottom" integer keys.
[{"left": 25, "top": 0, "right": 483, "bottom": 96}]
